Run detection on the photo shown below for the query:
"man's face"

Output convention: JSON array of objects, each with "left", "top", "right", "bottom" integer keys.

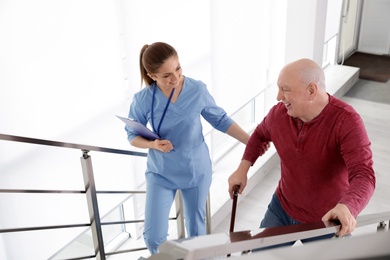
[{"left": 276, "top": 70, "right": 311, "bottom": 122}]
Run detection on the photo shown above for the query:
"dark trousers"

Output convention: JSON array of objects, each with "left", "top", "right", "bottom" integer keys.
[{"left": 253, "top": 193, "right": 335, "bottom": 252}]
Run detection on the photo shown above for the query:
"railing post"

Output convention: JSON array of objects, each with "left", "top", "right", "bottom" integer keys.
[
  {"left": 377, "top": 221, "right": 387, "bottom": 232},
  {"left": 175, "top": 190, "right": 185, "bottom": 238},
  {"left": 206, "top": 192, "right": 211, "bottom": 234},
  {"left": 80, "top": 150, "right": 105, "bottom": 260},
  {"left": 174, "top": 191, "right": 211, "bottom": 238}
]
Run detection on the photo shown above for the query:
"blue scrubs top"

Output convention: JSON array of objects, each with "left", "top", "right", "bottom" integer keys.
[{"left": 126, "top": 76, "right": 233, "bottom": 189}]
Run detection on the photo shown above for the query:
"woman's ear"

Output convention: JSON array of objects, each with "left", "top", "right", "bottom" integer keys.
[{"left": 147, "top": 73, "right": 156, "bottom": 81}]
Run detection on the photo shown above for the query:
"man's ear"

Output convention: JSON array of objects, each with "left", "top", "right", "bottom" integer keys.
[{"left": 308, "top": 83, "right": 318, "bottom": 100}]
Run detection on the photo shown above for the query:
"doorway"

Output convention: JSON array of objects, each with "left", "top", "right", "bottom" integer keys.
[{"left": 337, "top": 0, "right": 362, "bottom": 63}]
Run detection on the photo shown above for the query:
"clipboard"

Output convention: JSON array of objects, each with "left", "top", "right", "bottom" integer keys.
[{"left": 116, "top": 115, "right": 160, "bottom": 140}]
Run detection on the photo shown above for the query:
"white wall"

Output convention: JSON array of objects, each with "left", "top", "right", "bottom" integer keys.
[
  {"left": 119, "top": 0, "right": 212, "bottom": 100},
  {"left": 284, "top": 0, "right": 327, "bottom": 65},
  {"left": 210, "top": 0, "right": 271, "bottom": 113},
  {"left": 0, "top": 1, "right": 130, "bottom": 259},
  {"left": 0, "top": 0, "right": 127, "bottom": 145}
]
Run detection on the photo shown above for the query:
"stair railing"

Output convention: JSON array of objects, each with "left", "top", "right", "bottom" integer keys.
[{"left": 0, "top": 133, "right": 191, "bottom": 260}]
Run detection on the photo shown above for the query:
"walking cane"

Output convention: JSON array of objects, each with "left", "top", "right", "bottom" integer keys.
[
  {"left": 227, "top": 185, "right": 239, "bottom": 257},
  {"left": 229, "top": 185, "right": 240, "bottom": 233}
]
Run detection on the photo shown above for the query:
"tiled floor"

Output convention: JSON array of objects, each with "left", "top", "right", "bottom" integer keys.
[{"left": 344, "top": 78, "right": 390, "bottom": 105}]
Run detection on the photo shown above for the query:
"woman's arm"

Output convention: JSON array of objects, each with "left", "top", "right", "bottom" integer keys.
[{"left": 225, "top": 122, "right": 250, "bottom": 144}]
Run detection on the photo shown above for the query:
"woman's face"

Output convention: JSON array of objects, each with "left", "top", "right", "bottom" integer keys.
[{"left": 150, "top": 55, "right": 183, "bottom": 90}]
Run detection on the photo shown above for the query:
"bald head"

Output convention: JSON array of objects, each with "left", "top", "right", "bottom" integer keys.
[
  {"left": 279, "top": 58, "right": 326, "bottom": 91},
  {"left": 276, "top": 58, "right": 329, "bottom": 122}
]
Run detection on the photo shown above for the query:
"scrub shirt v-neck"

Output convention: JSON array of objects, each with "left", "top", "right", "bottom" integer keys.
[{"left": 126, "top": 76, "right": 234, "bottom": 189}]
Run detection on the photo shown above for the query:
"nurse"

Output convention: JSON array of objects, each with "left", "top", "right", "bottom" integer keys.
[{"left": 125, "top": 42, "right": 268, "bottom": 254}]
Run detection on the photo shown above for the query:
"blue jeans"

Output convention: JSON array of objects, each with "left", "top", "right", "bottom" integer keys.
[{"left": 253, "top": 193, "right": 334, "bottom": 251}]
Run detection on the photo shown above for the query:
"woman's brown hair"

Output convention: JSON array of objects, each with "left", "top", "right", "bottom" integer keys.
[{"left": 139, "top": 42, "right": 178, "bottom": 86}]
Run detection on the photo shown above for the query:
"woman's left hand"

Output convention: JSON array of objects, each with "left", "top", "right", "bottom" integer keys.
[{"left": 153, "top": 139, "right": 174, "bottom": 153}]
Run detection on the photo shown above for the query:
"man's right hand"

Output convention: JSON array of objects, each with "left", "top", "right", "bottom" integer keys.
[{"left": 228, "top": 160, "right": 251, "bottom": 198}]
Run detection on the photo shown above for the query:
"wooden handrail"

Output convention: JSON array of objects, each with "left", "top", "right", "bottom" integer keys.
[{"left": 158, "top": 211, "right": 390, "bottom": 259}]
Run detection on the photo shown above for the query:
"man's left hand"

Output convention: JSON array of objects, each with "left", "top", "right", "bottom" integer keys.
[{"left": 322, "top": 203, "right": 356, "bottom": 237}]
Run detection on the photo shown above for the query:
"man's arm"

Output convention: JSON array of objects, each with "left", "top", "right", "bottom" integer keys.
[{"left": 323, "top": 111, "right": 375, "bottom": 237}]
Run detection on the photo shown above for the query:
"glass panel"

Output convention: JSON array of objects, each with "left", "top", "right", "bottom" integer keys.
[
  {"left": 90, "top": 152, "right": 147, "bottom": 192},
  {"left": 0, "top": 193, "right": 89, "bottom": 229},
  {"left": 323, "top": 35, "right": 338, "bottom": 67},
  {"left": 0, "top": 227, "right": 94, "bottom": 260},
  {"left": 122, "top": 192, "right": 146, "bottom": 240},
  {"left": 210, "top": 101, "right": 257, "bottom": 163},
  {"left": 0, "top": 140, "right": 83, "bottom": 191},
  {"left": 101, "top": 206, "right": 126, "bottom": 247},
  {"left": 255, "top": 91, "right": 267, "bottom": 123}
]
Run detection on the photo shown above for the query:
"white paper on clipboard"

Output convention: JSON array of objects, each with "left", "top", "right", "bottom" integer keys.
[{"left": 116, "top": 115, "right": 160, "bottom": 140}]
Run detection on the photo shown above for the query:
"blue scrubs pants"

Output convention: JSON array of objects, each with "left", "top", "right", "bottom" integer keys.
[{"left": 143, "top": 175, "right": 212, "bottom": 254}]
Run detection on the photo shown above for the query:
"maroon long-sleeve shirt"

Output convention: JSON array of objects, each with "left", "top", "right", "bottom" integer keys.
[{"left": 243, "top": 94, "right": 375, "bottom": 223}]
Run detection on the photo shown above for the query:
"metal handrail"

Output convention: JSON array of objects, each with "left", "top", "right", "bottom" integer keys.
[
  {"left": 0, "top": 133, "right": 147, "bottom": 157},
  {"left": 0, "top": 133, "right": 181, "bottom": 260}
]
